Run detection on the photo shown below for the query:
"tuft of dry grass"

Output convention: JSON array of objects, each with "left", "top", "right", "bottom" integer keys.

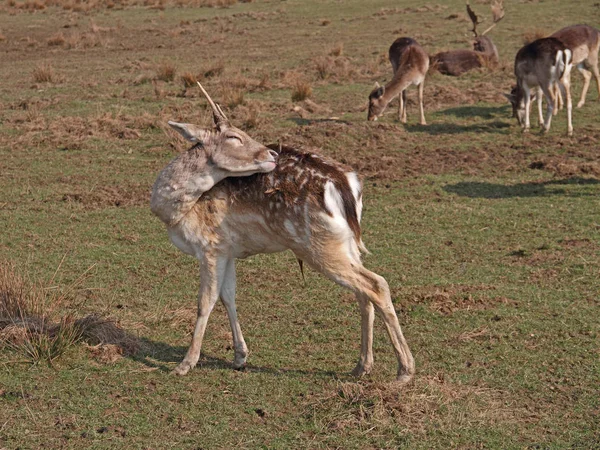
[
  {"left": 328, "top": 43, "right": 343, "bottom": 57},
  {"left": 203, "top": 60, "right": 225, "bottom": 79},
  {"left": 180, "top": 71, "right": 197, "bottom": 89},
  {"left": 156, "top": 62, "right": 176, "bottom": 82},
  {"left": 291, "top": 80, "right": 312, "bottom": 102},
  {"left": 32, "top": 62, "right": 55, "bottom": 83},
  {"left": 220, "top": 85, "right": 245, "bottom": 108},
  {"left": 47, "top": 32, "right": 66, "bottom": 46},
  {"left": 0, "top": 260, "right": 138, "bottom": 365}
]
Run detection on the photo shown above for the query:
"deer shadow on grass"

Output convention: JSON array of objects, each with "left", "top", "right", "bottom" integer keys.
[
  {"left": 443, "top": 177, "right": 599, "bottom": 199},
  {"left": 131, "top": 337, "right": 339, "bottom": 379},
  {"left": 403, "top": 104, "right": 511, "bottom": 135}
]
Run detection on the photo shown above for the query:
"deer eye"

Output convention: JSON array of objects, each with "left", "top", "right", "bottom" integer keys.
[{"left": 226, "top": 135, "right": 243, "bottom": 143}]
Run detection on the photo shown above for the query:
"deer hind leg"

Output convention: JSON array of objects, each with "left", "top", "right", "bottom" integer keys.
[
  {"left": 305, "top": 247, "right": 414, "bottom": 383},
  {"left": 561, "top": 76, "right": 573, "bottom": 136},
  {"left": 418, "top": 81, "right": 426, "bottom": 125},
  {"left": 540, "top": 83, "right": 556, "bottom": 133},
  {"left": 219, "top": 258, "right": 248, "bottom": 369},
  {"left": 552, "top": 82, "right": 562, "bottom": 115},
  {"left": 398, "top": 90, "right": 407, "bottom": 123},
  {"left": 576, "top": 64, "right": 592, "bottom": 108},
  {"left": 174, "top": 255, "right": 226, "bottom": 376},
  {"left": 537, "top": 86, "right": 545, "bottom": 126}
]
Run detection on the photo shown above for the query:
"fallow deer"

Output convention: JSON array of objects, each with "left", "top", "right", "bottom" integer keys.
[
  {"left": 430, "top": 0, "right": 504, "bottom": 76},
  {"left": 551, "top": 24, "right": 600, "bottom": 109},
  {"left": 151, "top": 84, "right": 415, "bottom": 383},
  {"left": 368, "top": 37, "right": 429, "bottom": 125},
  {"left": 505, "top": 38, "right": 573, "bottom": 136}
]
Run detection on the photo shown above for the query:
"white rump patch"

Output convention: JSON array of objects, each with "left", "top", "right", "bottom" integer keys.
[
  {"left": 324, "top": 181, "right": 345, "bottom": 220},
  {"left": 346, "top": 172, "right": 363, "bottom": 223}
]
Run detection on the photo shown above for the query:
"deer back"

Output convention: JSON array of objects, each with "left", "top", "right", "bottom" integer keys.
[
  {"left": 172, "top": 145, "right": 364, "bottom": 261},
  {"left": 551, "top": 24, "right": 600, "bottom": 65}
]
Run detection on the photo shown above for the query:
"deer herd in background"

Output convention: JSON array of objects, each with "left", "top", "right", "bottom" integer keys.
[
  {"left": 150, "top": 2, "right": 599, "bottom": 383},
  {"left": 367, "top": 0, "right": 600, "bottom": 137}
]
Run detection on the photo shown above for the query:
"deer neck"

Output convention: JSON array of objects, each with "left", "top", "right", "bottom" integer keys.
[
  {"left": 382, "top": 75, "right": 412, "bottom": 103},
  {"left": 151, "top": 144, "right": 227, "bottom": 226}
]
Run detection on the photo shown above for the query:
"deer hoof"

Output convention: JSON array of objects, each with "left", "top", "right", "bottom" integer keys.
[
  {"left": 396, "top": 373, "right": 414, "bottom": 386},
  {"left": 351, "top": 363, "right": 373, "bottom": 378},
  {"left": 172, "top": 362, "right": 193, "bottom": 376}
]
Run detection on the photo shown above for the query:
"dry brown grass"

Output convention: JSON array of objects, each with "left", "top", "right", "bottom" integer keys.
[
  {"left": 0, "top": 260, "right": 139, "bottom": 364},
  {"left": 220, "top": 85, "right": 245, "bottom": 108},
  {"left": 32, "top": 62, "right": 55, "bottom": 83},
  {"left": 47, "top": 32, "right": 66, "bottom": 46},
  {"left": 328, "top": 43, "right": 344, "bottom": 57},
  {"left": 202, "top": 60, "right": 225, "bottom": 79},
  {"left": 291, "top": 79, "right": 312, "bottom": 102},
  {"left": 156, "top": 62, "right": 176, "bottom": 82},
  {"left": 305, "top": 375, "right": 520, "bottom": 436}
]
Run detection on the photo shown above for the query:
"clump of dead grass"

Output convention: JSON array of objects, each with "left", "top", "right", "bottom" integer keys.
[
  {"left": 47, "top": 32, "right": 66, "bottom": 46},
  {"left": 304, "top": 375, "right": 518, "bottom": 436},
  {"left": 291, "top": 80, "right": 312, "bottom": 102},
  {"left": 32, "top": 62, "right": 56, "bottom": 83},
  {"left": 156, "top": 62, "right": 176, "bottom": 82},
  {"left": 0, "top": 260, "right": 138, "bottom": 365}
]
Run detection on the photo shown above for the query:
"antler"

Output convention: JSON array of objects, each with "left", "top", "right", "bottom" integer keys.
[
  {"left": 481, "top": 0, "right": 505, "bottom": 36},
  {"left": 196, "top": 81, "right": 230, "bottom": 129},
  {"left": 466, "top": 1, "right": 481, "bottom": 37}
]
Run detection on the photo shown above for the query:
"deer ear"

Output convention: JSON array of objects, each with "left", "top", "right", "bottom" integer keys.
[
  {"left": 168, "top": 121, "right": 210, "bottom": 143},
  {"left": 502, "top": 93, "right": 515, "bottom": 103}
]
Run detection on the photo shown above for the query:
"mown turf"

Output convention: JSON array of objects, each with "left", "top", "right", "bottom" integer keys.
[{"left": 1, "top": 0, "right": 599, "bottom": 448}]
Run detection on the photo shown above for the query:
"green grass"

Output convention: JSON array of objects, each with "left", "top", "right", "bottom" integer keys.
[{"left": 1, "top": 0, "right": 600, "bottom": 448}]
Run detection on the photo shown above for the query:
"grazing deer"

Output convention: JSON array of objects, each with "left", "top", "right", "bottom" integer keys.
[
  {"left": 505, "top": 38, "right": 573, "bottom": 136},
  {"left": 151, "top": 84, "right": 415, "bottom": 383},
  {"left": 368, "top": 37, "right": 429, "bottom": 125},
  {"left": 551, "top": 24, "right": 600, "bottom": 109},
  {"left": 430, "top": 0, "right": 504, "bottom": 76}
]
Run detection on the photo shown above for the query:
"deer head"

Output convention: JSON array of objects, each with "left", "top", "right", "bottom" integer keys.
[
  {"left": 367, "top": 82, "right": 386, "bottom": 121},
  {"left": 504, "top": 85, "right": 536, "bottom": 126},
  {"left": 150, "top": 83, "right": 277, "bottom": 226}
]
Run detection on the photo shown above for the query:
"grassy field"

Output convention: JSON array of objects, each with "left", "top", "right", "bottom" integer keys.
[{"left": 1, "top": 0, "right": 599, "bottom": 448}]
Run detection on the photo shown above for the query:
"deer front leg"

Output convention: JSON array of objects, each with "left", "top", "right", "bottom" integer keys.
[
  {"left": 418, "top": 81, "right": 426, "bottom": 125},
  {"left": 173, "top": 255, "right": 225, "bottom": 376},
  {"left": 523, "top": 85, "right": 532, "bottom": 132},
  {"left": 351, "top": 294, "right": 375, "bottom": 377},
  {"left": 219, "top": 258, "right": 249, "bottom": 370},
  {"left": 562, "top": 77, "right": 573, "bottom": 136}
]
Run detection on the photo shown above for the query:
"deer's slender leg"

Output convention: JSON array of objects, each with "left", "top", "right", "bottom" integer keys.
[
  {"left": 351, "top": 293, "right": 375, "bottom": 377},
  {"left": 522, "top": 84, "right": 532, "bottom": 132},
  {"left": 577, "top": 65, "right": 592, "bottom": 108},
  {"left": 303, "top": 245, "right": 413, "bottom": 384},
  {"left": 552, "top": 82, "right": 562, "bottom": 114},
  {"left": 589, "top": 54, "right": 600, "bottom": 100},
  {"left": 562, "top": 77, "right": 573, "bottom": 136},
  {"left": 540, "top": 82, "right": 556, "bottom": 132},
  {"left": 174, "top": 254, "right": 227, "bottom": 376},
  {"left": 418, "top": 81, "right": 426, "bottom": 125},
  {"left": 219, "top": 258, "right": 248, "bottom": 369},
  {"left": 537, "top": 86, "right": 545, "bottom": 126}
]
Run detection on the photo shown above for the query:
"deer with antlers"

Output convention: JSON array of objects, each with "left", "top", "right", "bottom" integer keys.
[
  {"left": 430, "top": 0, "right": 504, "bottom": 76},
  {"left": 505, "top": 38, "right": 573, "bottom": 136},
  {"left": 151, "top": 83, "right": 415, "bottom": 383},
  {"left": 368, "top": 37, "right": 429, "bottom": 124}
]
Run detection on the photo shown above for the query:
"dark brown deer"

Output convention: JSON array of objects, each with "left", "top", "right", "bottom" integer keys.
[
  {"left": 430, "top": 0, "right": 504, "bottom": 76},
  {"left": 368, "top": 37, "right": 429, "bottom": 124},
  {"left": 152, "top": 84, "right": 415, "bottom": 384},
  {"left": 504, "top": 38, "right": 573, "bottom": 136}
]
